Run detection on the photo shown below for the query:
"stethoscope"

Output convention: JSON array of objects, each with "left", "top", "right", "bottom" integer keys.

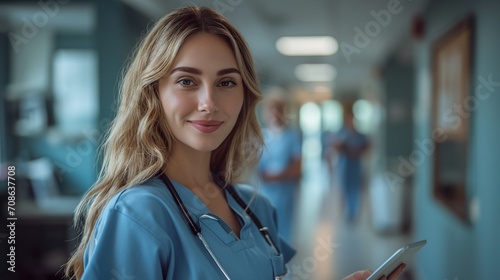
[{"left": 159, "top": 173, "right": 286, "bottom": 280}]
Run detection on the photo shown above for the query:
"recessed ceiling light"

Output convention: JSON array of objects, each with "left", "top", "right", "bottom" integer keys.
[
  {"left": 276, "top": 36, "right": 338, "bottom": 56},
  {"left": 295, "top": 64, "right": 337, "bottom": 82}
]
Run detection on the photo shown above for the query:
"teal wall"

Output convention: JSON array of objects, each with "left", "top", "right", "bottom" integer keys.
[
  {"left": 475, "top": 0, "right": 500, "bottom": 278},
  {"left": 381, "top": 53, "right": 415, "bottom": 231},
  {"left": 383, "top": 53, "right": 414, "bottom": 166},
  {"left": 413, "top": 0, "right": 500, "bottom": 278}
]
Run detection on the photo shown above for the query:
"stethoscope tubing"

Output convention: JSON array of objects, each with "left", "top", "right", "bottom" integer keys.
[
  {"left": 196, "top": 232, "right": 231, "bottom": 280},
  {"left": 159, "top": 173, "right": 282, "bottom": 279}
]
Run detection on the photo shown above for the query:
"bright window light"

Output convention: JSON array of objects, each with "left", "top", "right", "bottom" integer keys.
[
  {"left": 300, "top": 102, "right": 322, "bottom": 136},
  {"left": 276, "top": 36, "right": 338, "bottom": 56},
  {"left": 321, "top": 100, "right": 343, "bottom": 132},
  {"left": 353, "top": 99, "right": 374, "bottom": 133},
  {"left": 295, "top": 64, "right": 337, "bottom": 82}
]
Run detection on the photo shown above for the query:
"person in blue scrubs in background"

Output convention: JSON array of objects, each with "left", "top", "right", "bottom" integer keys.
[
  {"left": 65, "top": 6, "right": 405, "bottom": 280},
  {"left": 333, "top": 107, "right": 370, "bottom": 223},
  {"left": 259, "top": 92, "right": 302, "bottom": 244}
]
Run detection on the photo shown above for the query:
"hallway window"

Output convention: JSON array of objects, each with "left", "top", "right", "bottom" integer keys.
[
  {"left": 53, "top": 49, "right": 98, "bottom": 138},
  {"left": 353, "top": 99, "right": 376, "bottom": 134},
  {"left": 300, "top": 102, "right": 322, "bottom": 159},
  {"left": 321, "top": 99, "right": 343, "bottom": 133}
]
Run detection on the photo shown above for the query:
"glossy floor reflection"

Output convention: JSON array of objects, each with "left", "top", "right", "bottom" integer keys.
[{"left": 286, "top": 160, "right": 414, "bottom": 280}]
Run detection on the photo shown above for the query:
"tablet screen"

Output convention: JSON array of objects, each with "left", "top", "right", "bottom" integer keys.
[{"left": 366, "top": 240, "right": 427, "bottom": 280}]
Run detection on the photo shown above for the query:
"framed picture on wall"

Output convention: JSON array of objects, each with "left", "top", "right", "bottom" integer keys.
[
  {"left": 433, "top": 17, "right": 473, "bottom": 140},
  {"left": 431, "top": 16, "right": 474, "bottom": 222}
]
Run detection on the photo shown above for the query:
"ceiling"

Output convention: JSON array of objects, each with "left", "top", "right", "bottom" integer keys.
[
  {"left": 121, "top": 0, "right": 429, "bottom": 96},
  {"left": 0, "top": 0, "right": 429, "bottom": 97},
  {"left": 0, "top": 3, "right": 95, "bottom": 32}
]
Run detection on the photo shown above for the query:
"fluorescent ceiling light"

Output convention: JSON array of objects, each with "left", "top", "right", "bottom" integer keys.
[
  {"left": 295, "top": 64, "right": 337, "bottom": 82},
  {"left": 276, "top": 36, "right": 338, "bottom": 56}
]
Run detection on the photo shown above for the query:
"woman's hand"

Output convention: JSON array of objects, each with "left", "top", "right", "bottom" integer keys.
[
  {"left": 343, "top": 270, "right": 372, "bottom": 280},
  {"left": 343, "top": 264, "right": 406, "bottom": 280}
]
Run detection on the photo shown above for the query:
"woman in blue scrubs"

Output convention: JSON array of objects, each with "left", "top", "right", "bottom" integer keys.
[{"left": 65, "top": 6, "right": 405, "bottom": 280}]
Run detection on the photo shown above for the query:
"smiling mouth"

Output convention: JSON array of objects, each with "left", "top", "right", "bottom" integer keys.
[{"left": 188, "top": 120, "right": 223, "bottom": 133}]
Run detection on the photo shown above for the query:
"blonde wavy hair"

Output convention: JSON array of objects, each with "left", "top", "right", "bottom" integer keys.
[{"left": 65, "top": 6, "right": 263, "bottom": 279}]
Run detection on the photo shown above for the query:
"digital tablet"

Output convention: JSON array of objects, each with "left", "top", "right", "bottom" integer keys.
[{"left": 366, "top": 240, "right": 427, "bottom": 280}]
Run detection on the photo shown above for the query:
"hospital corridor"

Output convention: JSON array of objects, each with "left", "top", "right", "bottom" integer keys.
[
  {"left": 285, "top": 139, "right": 413, "bottom": 280},
  {"left": 1, "top": 0, "right": 500, "bottom": 279}
]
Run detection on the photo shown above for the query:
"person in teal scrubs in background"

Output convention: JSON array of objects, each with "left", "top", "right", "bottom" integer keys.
[
  {"left": 333, "top": 107, "right": 370, "bottom": 223},
  {"left": 65, "top": 6, "right": 405, "bottom": 280},
  {"left": 259, "top": 93, "right": 302, "bottom": 244}
]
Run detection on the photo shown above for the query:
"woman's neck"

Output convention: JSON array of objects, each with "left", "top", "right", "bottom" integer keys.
[{"left": 164, "top": 143, "right": 213, "bottom": 190}]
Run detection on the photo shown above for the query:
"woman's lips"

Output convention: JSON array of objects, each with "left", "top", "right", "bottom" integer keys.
[{"left": 189, "top": 120, "right": 223, "bottom": 133}]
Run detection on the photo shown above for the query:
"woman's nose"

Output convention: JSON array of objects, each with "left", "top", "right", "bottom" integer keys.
[{"left": 198, "top": 86, "right": 219, "bottom": 113}]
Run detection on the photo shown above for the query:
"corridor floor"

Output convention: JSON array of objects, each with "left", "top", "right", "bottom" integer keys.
[{"left": 284, "top": 160, "right": 414, "bottom": 280}]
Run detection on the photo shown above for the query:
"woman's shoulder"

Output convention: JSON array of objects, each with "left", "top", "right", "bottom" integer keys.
[
  {"left": 106, "top": 177, "right": 169, "bottom": 212},
  {"left": 98, "top": 177, "right": 177, "bottom": 234}
]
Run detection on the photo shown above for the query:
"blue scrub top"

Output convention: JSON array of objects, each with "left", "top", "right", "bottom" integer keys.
[
  {"left": 258, "top": 127, "right": 301, "bottom": 243},
  {"left": 259, "top": 127, "right": 302, "bottom": 184},
  {"left": 82, "top": 177, "right": 295, "bottom": 280},
  {"left": 334, "top": 127, "right": 368, "bottom": 188}
]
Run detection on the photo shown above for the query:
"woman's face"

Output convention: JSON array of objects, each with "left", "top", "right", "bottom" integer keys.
[{"left": 159, "top": 33, "right": 244, "bottom": 153}]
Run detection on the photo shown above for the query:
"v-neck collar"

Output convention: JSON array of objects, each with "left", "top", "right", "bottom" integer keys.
[{"left": 160, "top": 177, "right": 253, "bottom": 239}]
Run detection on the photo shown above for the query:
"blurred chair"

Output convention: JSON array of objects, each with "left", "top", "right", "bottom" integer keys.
[
  {"left": 24, "top": 157, "right": 81, "bottom": 210},
  {"left": 26, "top": 157, "right": 60, "bottom": 201}
]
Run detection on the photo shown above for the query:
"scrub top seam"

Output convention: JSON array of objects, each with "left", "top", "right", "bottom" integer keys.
[{"left": 107, "top": 207, "right": 170, "bottom": 245}]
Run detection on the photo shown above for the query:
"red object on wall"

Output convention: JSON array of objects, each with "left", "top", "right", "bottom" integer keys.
[{"left": 412, "top": 14, "right": 425, "bottom": 40}]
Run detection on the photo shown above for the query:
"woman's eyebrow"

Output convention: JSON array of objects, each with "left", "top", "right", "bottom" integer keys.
[
  {"left": 170, "top": 66, "right": 201, "bottom": 75},
  {"left": 217, "top": 68, "right": 240, "bottom": 76},
  {"left": 170, "top": 66, "right": 240, "bottom": 76}
]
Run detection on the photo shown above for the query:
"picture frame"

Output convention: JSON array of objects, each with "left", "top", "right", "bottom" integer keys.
[{"left": 431, "top": 16, "right": 474, "bottom": 222}]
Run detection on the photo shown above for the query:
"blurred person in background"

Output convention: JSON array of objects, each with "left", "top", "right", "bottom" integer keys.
[
  {"left": 322, "top": 128, "right": 339, "bottom": 188},
  {"left": 258, "top": 91, "right": 302, "bottom": 244},
  {"left": 332, "top": 106, "right": 370, "bottom": 223}
]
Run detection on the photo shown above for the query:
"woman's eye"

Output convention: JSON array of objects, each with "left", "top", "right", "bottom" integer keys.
[
  {"left": 218, "top": 80, "right": 237, "bottom": 88},
  {"left": 177, "top": 79, "right": 195, "bottom": 87}
]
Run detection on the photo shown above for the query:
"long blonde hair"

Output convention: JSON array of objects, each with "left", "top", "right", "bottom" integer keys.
[{"left": 65, "top": 6, "right": 263, "bottom": 279}]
